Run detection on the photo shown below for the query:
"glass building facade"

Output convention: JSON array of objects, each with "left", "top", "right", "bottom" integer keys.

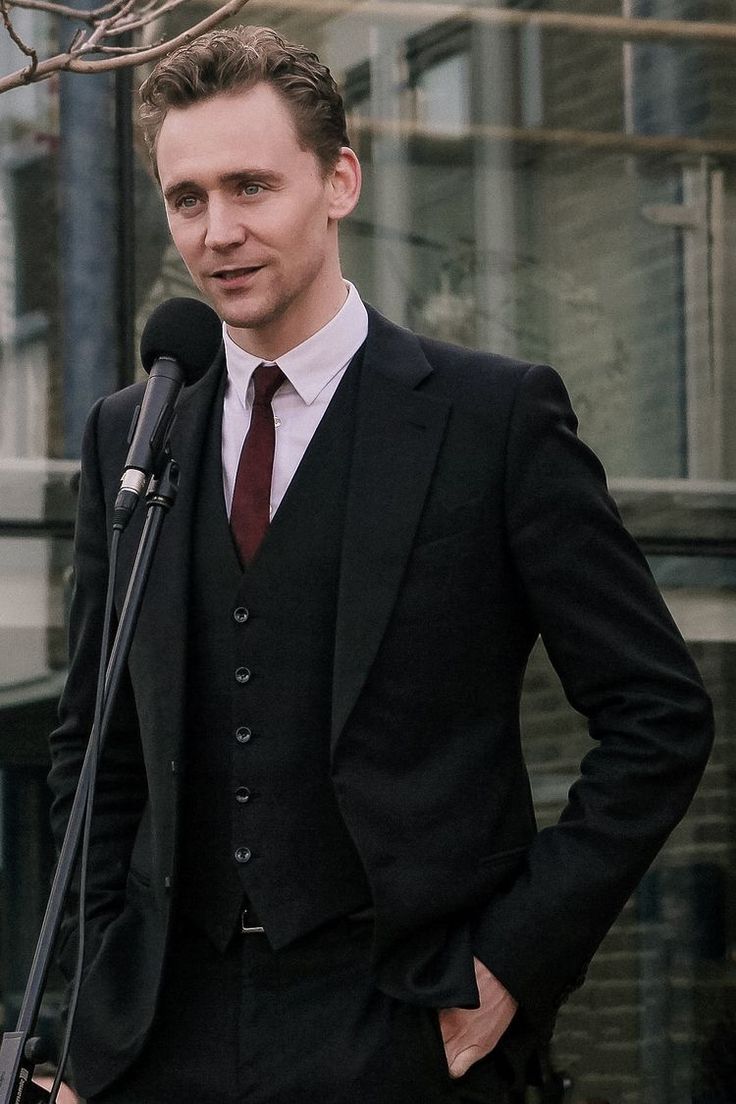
[{"left": 1, "top": 2, "right": 736, "bottom": 1100}]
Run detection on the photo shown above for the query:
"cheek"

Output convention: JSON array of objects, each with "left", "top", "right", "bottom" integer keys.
[
  {"left": 267, "top": 217, "right": 325, "bottom": 272},
  {"left": 284, "top": 195, "right": 330, "bottom": 243},
  {"left": 169, "top": 223, "right": 201, "bottom": 267},
  {"left": 293, "top": 210, "right": 332, "bottom": 265}
]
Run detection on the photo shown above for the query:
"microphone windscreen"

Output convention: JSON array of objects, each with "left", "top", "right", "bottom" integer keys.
[{"left": 140, "top": 297, "right": 222, "bottom": 381}]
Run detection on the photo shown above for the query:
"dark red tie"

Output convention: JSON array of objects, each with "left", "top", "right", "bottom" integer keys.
[{"left": 230, "top": 362, "right": 284, "bottom": 565}]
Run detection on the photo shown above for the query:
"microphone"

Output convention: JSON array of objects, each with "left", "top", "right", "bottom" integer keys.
[{"left": 113, "top": 297, "right": 222, "bottom": 530}]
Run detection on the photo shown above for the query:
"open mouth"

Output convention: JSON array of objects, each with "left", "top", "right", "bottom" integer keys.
[{"left": 212, "top": 266, "right": 262, "bottom": 283}]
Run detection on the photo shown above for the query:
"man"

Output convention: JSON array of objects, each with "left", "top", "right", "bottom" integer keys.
[{"left": 48, "top": 25, "right": 713, "bottom": 1104}]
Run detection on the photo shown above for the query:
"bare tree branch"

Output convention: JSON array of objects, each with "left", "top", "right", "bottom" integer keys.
[
  {"left": 94, "top": 38, "right": 162, "bottom": 50},
  {"left": 105, "top": 0, "right": 192, "bottom": 37},
  {"left": 0, "top": 0, "right": 250, "bottom": 94},
  {"left": 9, "top": 0, "right": 124, "bottom": 22},
  {"left": 0, "top": 0, "right": 38, "bottom": 81}
]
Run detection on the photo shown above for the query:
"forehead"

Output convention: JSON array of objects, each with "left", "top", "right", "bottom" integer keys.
[{"left": 156, "top": 83, "right": 312, "bottom": 184}]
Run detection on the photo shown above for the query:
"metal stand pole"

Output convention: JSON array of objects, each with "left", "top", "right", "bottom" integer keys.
[{"left": 0, "top": 460, "right": 180, "bottom": 1104}]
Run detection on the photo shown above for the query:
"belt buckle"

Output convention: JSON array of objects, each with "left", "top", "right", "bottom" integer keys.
[{"left": 241, "top": 907, "right": 265, "bottom": 935}]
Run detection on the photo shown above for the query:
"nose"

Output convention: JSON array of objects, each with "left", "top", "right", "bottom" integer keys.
[{"left": 204, "top": 196, "right": 246, "bottom": 251}]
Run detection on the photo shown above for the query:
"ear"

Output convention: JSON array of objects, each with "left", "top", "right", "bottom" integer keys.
[{"left": 327, "top": 147, "right": 362, "bottom": 221}]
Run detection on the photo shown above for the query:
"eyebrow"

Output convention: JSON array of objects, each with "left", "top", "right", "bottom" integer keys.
[{"left": 163, "top": 169, "right": 286, "bottom": 203}]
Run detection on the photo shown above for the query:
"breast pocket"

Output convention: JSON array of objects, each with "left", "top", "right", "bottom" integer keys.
[
  {"left": 412, "top": 494, "right": 485, "bottom": 548},
  {"left": 477, "top": 844, "right": 530, "bottom": 892}
]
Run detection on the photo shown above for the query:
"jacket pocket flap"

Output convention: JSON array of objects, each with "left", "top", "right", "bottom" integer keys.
[{"left": 478, "top": 843, "right": 530, "bottom": 869}]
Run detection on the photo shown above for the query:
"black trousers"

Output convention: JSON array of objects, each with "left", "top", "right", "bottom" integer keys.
[{"left": 88, "top": 915, "right": 513, "bottom": 1104}]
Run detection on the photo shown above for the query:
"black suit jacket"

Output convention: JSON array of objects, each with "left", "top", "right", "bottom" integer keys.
[{"left": 48, "top": 306, "right": 714, "bottom": 1097}]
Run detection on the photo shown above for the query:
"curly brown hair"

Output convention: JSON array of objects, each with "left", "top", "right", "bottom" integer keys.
[{"left": 139, "top": 25, "right": 350, "bottom": 176}]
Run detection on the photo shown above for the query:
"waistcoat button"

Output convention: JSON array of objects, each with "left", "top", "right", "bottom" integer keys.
[
  {"left": 235, "top": 726, "right": 252, "bottom": 743},
  {"left": 233, "top": 607, "right": 249, "bottom": 624},
  {"left": 235, "top": 666, "right": 251, "bottom": 684},
  {"left": 235, "top": 786, "right": 251, "bottom": 803},
  {"left": 234, "top": 846, "right": 252, "bottom": 864}
]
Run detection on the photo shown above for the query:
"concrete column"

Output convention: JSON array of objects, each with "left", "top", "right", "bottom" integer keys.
[{"left": 58, "top": 24, "right": 119, "bottom": 459}]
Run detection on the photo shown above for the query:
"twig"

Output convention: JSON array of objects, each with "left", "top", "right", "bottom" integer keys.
[
  {"left": 82, "top": 19, "right": 111, "bottom": 51},
  {"left": 8, "top": 0, "right": 125, "bottom": 23},
  {"left": 0, "top": 0, "right": 38, "bottom": 81},
  {"left": 105, "top": 0, "right": 191, "bottom": 37},
  {"left": 82, "top": 0, "right": 135, "bottom": 42},
  {"left": 131, "top": 0, "right": 163, "bottom": 16},
  {"left": 94, "top": 39, "right": 162, "bottom": 51},
  {"left": 68, "top": 26, "right": 85, "bottom": 50}
]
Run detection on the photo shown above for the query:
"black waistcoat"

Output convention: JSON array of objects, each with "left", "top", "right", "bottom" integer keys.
[{"left": 178, "top": 352, "right": 371, "bottom": 952}]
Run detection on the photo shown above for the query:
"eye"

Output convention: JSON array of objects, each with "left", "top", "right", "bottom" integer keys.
[
  {"left": 175, "top": 194, "right": 200, "bottom": 211},
  {"left": 242, "top": 182, "right": 263, "bottom": 196}
]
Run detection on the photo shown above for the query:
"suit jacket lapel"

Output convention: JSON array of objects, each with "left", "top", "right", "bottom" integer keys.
[
  {"left": 332, "top": 309, "right": 450, "bottom": 748},
  {"left": 120, "top": 347, "right": 225, "bottom": 765}
]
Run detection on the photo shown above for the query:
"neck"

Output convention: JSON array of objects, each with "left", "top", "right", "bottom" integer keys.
[{"left": 226, "top": 275, "right": 349, "bottom": 361}]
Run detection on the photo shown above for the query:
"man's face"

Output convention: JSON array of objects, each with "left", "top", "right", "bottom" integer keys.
[{"left": 156, "top": 82, "right": 359, "bottom": 356}]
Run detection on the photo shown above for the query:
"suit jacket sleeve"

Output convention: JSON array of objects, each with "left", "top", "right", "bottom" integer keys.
[
  {"left": 471, "top": 363, "right": 714, "bottom": 1030},
  {"left": 47, "top": 398, "right": 148, "bottom": 981}
]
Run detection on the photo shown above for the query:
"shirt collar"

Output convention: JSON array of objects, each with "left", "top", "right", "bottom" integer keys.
[{"left": 223, "top": 281, "right": 368, "bottom": 407}]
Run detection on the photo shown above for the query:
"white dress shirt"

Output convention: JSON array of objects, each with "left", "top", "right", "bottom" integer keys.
[{"left": 221, "top": 281, "right": 369, "bottom": 519}]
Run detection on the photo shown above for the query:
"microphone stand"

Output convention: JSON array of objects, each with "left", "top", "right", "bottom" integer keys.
[{"left": 0, "top": 458, "right": 180, "bottom": 1104}]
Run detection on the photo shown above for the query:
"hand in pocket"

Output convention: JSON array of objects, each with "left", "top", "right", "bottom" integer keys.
[{"left": 438, "top": 957, "right": 518, "bottom": 1079}]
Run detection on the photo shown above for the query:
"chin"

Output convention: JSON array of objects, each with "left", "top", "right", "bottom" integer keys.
[
  {"left": 223, "top": 310, "right": 273, "bottom": 333},
  {"left": 225, "top": 299, "right": 290, "bottom": 333},
  {"left": 198, "top": 285, "right": 266, "bottom": 328}
]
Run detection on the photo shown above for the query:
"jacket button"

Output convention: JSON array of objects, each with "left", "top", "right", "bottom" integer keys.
[
  {"left": 235, "top": 666, "right": 251, "bottom": 684},
  {"left": 234, "top": 846, "right": 252, "bottom": 864},
  {"left": 235, "top": 726, "right": 252, "bottom": 743},
  {"left": 233, "top": 607, "right": 249, "bottom": 624},
  {"left": 235, "top": 786, "right": 251, "bottom": 803}
]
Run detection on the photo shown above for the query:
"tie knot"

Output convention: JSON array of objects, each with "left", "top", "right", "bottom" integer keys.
[{"left": 252, "top": 362, "right": 284, "bottom": 405}]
